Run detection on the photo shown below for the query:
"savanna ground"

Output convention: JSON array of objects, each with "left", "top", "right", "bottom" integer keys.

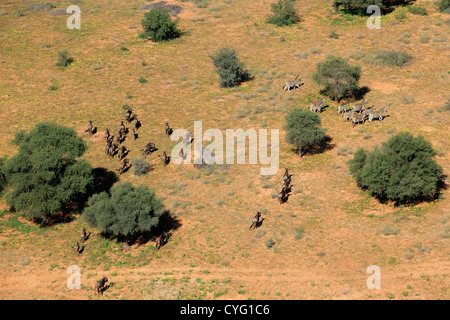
[{"left": 0, "top": 0, "right": 449, "bottom": 300}]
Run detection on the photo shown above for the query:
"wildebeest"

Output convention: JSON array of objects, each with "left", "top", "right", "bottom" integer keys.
[
  {"left": 165, "top": 122, "right": 172, "bottom": 136},
  {"left": 80, "top": 228, "right": 90, "bottom": 243},
  {"left": 95, "top": 277, "right": 108, "bottom": 295},
  {"left": 108, "top": 143, "right": 119, "bottom": 158},
  {"left": 74, "top": 241, "right": 83, "bottom": 255},
  {"left": 133, "top": 115, "right": 140, "bottom": 130},
  {"left": 125, "top": 108, "right": 133, "bottom": 123},
  {"left": 85, "top": 120, "right": 94, "bottom": 135},
  {"left": 104, "top": 128, "right": 110, "bottom": 141},
  {"left": 117, "top": 146, "right": 127, "bottom": 160},
  {"left": 116, "top": 159, "right": 130, "bottom": 175},
  {"left": 282, "top": 75, "right": 303, "bottom": 92},
  {"left": 140, "top": 142, "right": 158, "bottom": 156},
  {"left": 249, "top": 212, "right": 263, "bottom": 230},
  {"left": 132, "top": 128, "right": 138, "bottom": 140},
  {"left": 155, "top": 232, "right": 170, "bottom": 250},
  {"left": 158, "top": 151, "right": 170, "bottom": 165}
]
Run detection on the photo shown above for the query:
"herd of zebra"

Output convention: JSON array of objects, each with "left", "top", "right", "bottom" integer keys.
[{"left": 283, "top": 76, "right": 388, "bottom": 127}]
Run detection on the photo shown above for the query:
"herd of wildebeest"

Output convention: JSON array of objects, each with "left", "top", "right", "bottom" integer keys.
[{"left": 79, "top": 74, "right": 388, "bottom": 295}]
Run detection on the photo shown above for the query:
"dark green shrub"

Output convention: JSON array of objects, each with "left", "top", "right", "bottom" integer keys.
[
  {"left": 55, "top": 50, "right": 73, "bottom": 67},
  {"left": 83, "top": 182, "right": 165, "bottom": 242},
  {"left": 329, "top": 30, "right": 339, "bottom": 39},
  {"left": 140, "top": 7, "right": 182, "bottom": 42},
  {"left": 284, "top": 108, "right": 327, "bottom": 158},
  {"left": 348, "top": 132, "right": 443, "bottom": 205},
  {"left": 267, "top": 0, "right": 300, "bottom": 26},
  {"left": 0, "top": 157, "right": 7, "bottom": 195},
  {"left": 333, "top": 0, "right": 413, "bottom": 15},
  {"left": 4, "top": 122, "right": 94, "bottom": 223},
  {"left": 313, "top": 57, "right": 361, "bottom": 101},
  {"left": 407, "top": 5, "right": 427, "bottom": 15},
  {"left": 210, "top": 47, "right": 250, "bottom": 87},
  {"left": 436, "top": 0, "right": 450, "bottom": 13}
]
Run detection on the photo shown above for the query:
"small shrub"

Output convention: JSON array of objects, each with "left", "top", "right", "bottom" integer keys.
[
  {"left": 211, "top": 47, "right": 250, "bottom": 88},
  {"left": 329, "top": 30, "right": 339, "bottom": 39},
  {"left": 294, "top": 227, "right": 305, "bottom": 239},
  {"left": 265, "top": 238, "right": 275, "bottom": 249},
  {"left": 138, "top": 76, "right": 148, "bottom": 83},
  {"left": 267, "top": 0, "right": 300, "bottom": 26},
  {"left": 366, "top": 50, "right": 412, "bottom": 67},
  {"left": 140, "top": 8, "right": 182, "bottom": 42},
  {"left": 407, "top": 5, "right": 427, "bottom": 15},
  {"left": 378, "top": 225, "right": 399, "bottom": 236},
  {"left": 55, "top": 50, "right": 73, "bottom": 67},
  {"left": 132, "top": 158, "right": 151, "bottom": 176},
  {"left": 436, "top": 0, "right": 450, "bottom": 13}
]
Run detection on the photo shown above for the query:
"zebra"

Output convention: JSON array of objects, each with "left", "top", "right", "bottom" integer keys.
[
  {"left": 337, "top": 103, "right": 350, "bottom": 114},
  {"left": 368, "top": 107, "right": 387, "bottom": 123},
  {"left": 309, "top": 98, "right": 326, "bottom": 113},
  {"left": 343, "top": 110, "right": 354, "bottom": 121},
  {"left": 351, "top": 98, "right": 368, "bottom": 113},
  {"left": 361, "top": 105, "right": 375, "bottom": 119},
  {"left": 351, "top": 112, "right": 366, "bottom": 127},
  {"left": 282, "top": 75, "right": 303, "bottom": 92}
]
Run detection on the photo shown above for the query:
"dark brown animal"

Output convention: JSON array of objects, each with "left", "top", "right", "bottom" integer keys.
[
  {"left": 165, "top": 122, "right": 172, "bottom": 136},
  {"left": 158, "top": 151, "right": 170, "bottom": 165},
  {"left": 155, "top": 232, "right": 170, "bottom": 250},
  {"left": 125, "top": 108, "right": 133, "bottom": 123},
  {"left": 85, "top": 120, "right": 94, "bottom": 135},
  {"left": 249, "top": 212, "right": 262, "bottom": 230},
  {"left": 116, "top": 159, "right": 130, "bottom": 175},
  {"left": 95, "top": 277, "right": 108, "bottom": 295}
]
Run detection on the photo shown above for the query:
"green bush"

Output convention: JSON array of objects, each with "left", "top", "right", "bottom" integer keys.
[
  {"left": 267, "top": 0, "right": 300, "bottom": 26},
  {"left": 55, "top": 50, "right": 73, "bottom": 67},
  {"left": 0, "top": 157, "right": 7, "bottom": 195},
  {"left": 284, "top": 108, "right": 327, "bottom": 158},
  {"left": 140, "top": 8, "right": 182, "bottom": 42},
  {"left": 83, "top": 182, "right": 165, "bottom": 242},
  {"left": 407, "top": 5, "right": 427, "bottom": 15},
  {"left": 348, "top": 132, "right": 443, "bottom": 205},
  {"left": 211, "top": 47, "right": 250, "bottom": 87},
  {"left": 4, "top": 122, "right": 94, "bottom": 223},
  {"left": 366, "top": 50, "right": 412, "bottom": 67},
  {"left": 436, "top": 0, "right": 450, "bottom": 13},
  {"left": 313, "top": 57, "right": 361, "bottom": 101},
  {"left": 333, "top": 0, "right": 413, "bottom": 15},
  {"left": 132, "top": 158, "right": 151, "bottom": 176}
]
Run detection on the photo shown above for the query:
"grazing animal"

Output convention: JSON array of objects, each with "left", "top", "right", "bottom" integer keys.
[
  {"left": 141, "top": 142, "right": 157, "bottom": 156},
  {"left": 278, "top": 191, "right": 290, "bottom": 204},
  {"left": 104, "top": 128, "right": 110, "bottom": 141},
  {"left": 158, "top": 151, "right": 170, "bottom": 165},
  {"left": 74, "top": 241, "right": 82, "bottom": 255},
  {"left": 165, "top": 122, "right": 172, "bottom": 136},
  {"left": 95, "top": 277, "right": 108, "bottom": 295},
  {"left": 343, "top": 110, "right": 355, "bottom": 121},
  {"left": 116, "top": 159, "right": 130, "bottom": 175},
  {"left": 125, "top": 108, "right": 133, "bottom": 123},
  {"left": 155, "top": 232, "right": 170, "bottom": 250},
  {"left": 309, "top": 98, "right": 326, "bottom": 113},
  {"left": 108, "top": 143, "right": 119, "bottom": 158},
  {"left": 368, "top": 107, "right": 387, "bottom": 123},
  {"left": 117, "top": 146, "right": 127, "bottom": 160},
  {"left": 351, "top": 98, "right": 368, "bottom": 113},
  {"left": 85, "top": 120, "right": 94, "bottom": 135},
  {"left": 282, "top": 75, "right": 303, "bottom": 92},
  {"left": 133, "top": 115, "right": 140, "bottom": 130},
  {"left": 249, "top": 212, "right": 262, "bottom": 230},
  {"left": 351, "top": 112, "right": 366, "bottom": 127},
  {"left": 80, "top": 228, "right": 90, "bottom": 243},
  {"left": 115, "top": 131, "right": 122, "bottom": 144},
  {"left": 132, "top": 128, "right": 138, "bottom": 140},
  {"left": 337, "top": 103, "right": 350, "bottom": 114}
]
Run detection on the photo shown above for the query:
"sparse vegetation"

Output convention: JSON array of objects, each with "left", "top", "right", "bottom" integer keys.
[
  {"left": 267, "top": 0, "right": 301, "bottom": 27},
  {"left": 55, "top": 50, "right": 73, "bottom": 67},
  {"left": 365, "top": 50, "right": 412, "bottom": 67},
  {"left": 211, "top": 47, "right": 250, "bottom": 87}
]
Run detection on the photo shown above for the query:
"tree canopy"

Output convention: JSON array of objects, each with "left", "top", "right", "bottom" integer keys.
[
  {"left": 267, "top": 0, "right": 300, "bottom": 26},
  {"left": 83, "top": 182, "right": 165, "bottom": 242},
  {"left": 348, "top": 132, "right": 443, "bottom": 205},
  {"left": 284, "top": 108, "right": 327, "bottom": 158},
  {"left": 211, "top": 47, "right": 250, "bottom": 88},
  {"left": 313, "top": 57, "right": 361, "bottom": 102},
  {"left": 140, "top": 7, "right": 182, "bottom": 42},
  {"left": 4, "top": 122, "right": 94, "bottom": 223}
]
